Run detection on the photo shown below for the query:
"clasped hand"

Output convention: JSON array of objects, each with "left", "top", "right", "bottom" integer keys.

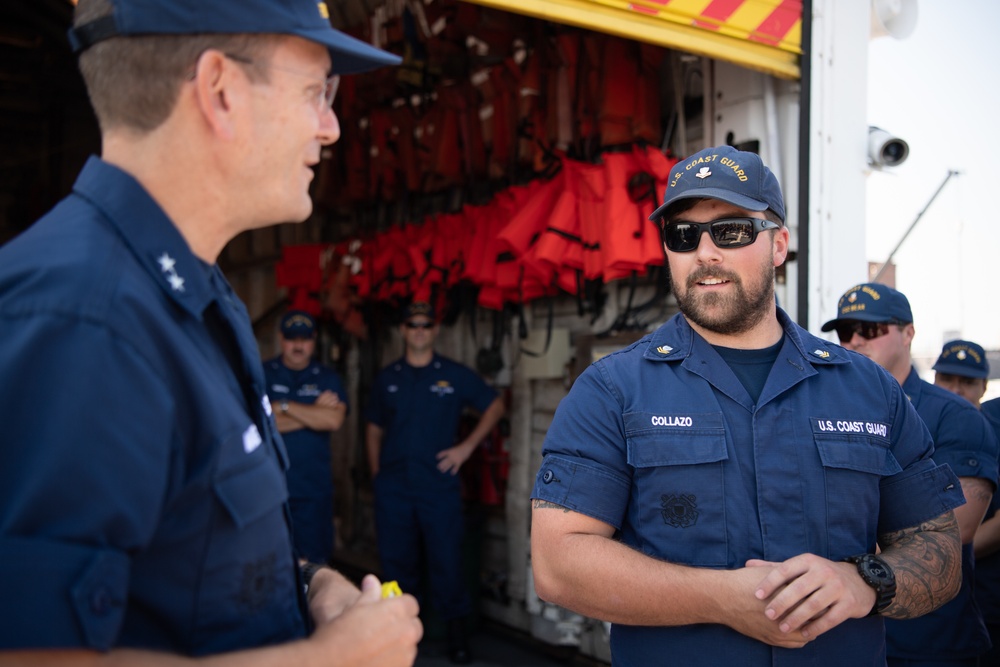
[{"left": 726, "top": 554, "right": 876, "bottom": 648}]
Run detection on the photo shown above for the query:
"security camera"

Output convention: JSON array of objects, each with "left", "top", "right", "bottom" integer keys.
[{"left": 868, "top": 126, "right": 909, "bottom": 168}]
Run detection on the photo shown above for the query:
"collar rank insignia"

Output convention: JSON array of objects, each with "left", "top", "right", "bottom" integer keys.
[
  {"left": 656, "top": 345, "right": 674, "bottom": 355},
  {"left": 157, "top": 252, "right": 185, "bottom": 292},
  {"left": 812, "top": 349, "right": 830, "bottom": 359}
]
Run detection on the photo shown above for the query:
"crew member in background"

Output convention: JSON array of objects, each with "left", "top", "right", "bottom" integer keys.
[
  {"left": 530, "top": 145, "right": 965, "bottom": 667},
  {"left": 0, "top": 0, "right": 422, "bottom": 663},
  {"left": 366, "top": 301, "right": 505, "bottom": 664},
  {"left": 823, "top": 286, "right": 1000, "bottom": 666},
  {"left": 934, "top": 339, "right": 991, "bottom": 408},
  {"left": 932, "top": 340, "right": 1000, "bottom": 666},
  {"left": 265, "top": 310, "right": 348, "bottom": 565}
]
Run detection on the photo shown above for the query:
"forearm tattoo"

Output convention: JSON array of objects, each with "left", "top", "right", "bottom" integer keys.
[
  {"left": 963, "top": 476, "right": 994, "bottom": 504},
  {"left": 879, "top": 511, "right": 961, "bottom": 619}
]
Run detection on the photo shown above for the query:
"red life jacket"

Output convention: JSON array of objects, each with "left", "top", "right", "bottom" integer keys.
[{"left": 598, "top": 146, "right": 677, "bottom": 279}]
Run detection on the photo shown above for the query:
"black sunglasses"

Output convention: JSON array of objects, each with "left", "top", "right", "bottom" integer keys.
[
  {"left": 661, "top": 217, "right": 781, "bottom": 253},
  {"left": 834, "top": 320, "right": 902, "bottom": 344},
  {"left": 404, "top": 321, "right": 434, "bottom": 330}
]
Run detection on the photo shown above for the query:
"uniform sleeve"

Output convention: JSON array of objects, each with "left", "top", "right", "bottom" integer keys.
[
  {"left": 878, "top": 381, "right": 966, "bottom": 535},
  {"left": 0, "top": 314, "right": 175, "bottom": 650},
  {"left": 928, "top": 400, "right": 999, "bottom": 487},
  {"left": 531, "top": 362, "right": 632, "bottom": 529}
]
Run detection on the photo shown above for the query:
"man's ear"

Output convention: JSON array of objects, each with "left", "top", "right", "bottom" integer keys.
[
  {"left": 900, "top": 323, "right": 916, "bottom": 347},
  {"left": 772, "top": 226, "right": 790, "bottom": 267},
  {"left": 192, "top": 49, "right": 240, "bottom": 140}
]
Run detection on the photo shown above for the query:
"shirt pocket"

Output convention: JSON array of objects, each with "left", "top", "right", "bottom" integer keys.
[
  {"left": 194, "top": 432, "right": 300, "bottom": 648},
  {"left": 625, "top": 412, "right": 729, "bottom": 567},
  {"left": 811, "top": 421, "right": 901, "bottom": 548}
]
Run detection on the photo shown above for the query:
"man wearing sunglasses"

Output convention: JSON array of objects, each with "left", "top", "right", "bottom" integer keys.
[
  {"left": 530, "top": 145, "right": 965, "bottom": 666},
  {"left": 0, "top": 0, "right": 423, "bottom": 665},
  {"left": 823, "top": 286, "right": 999, "bottom": 666},
  {"left": 365, "top": 301, "right": 505, "bottom": 664}
]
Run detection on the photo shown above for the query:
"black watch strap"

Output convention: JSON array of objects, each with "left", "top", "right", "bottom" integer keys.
[
  {"left": 843, "top": 554, "right": 896, "bottom": 616},
  {"left": 300, "top": 561, "right": 326, "bottom": 596}
]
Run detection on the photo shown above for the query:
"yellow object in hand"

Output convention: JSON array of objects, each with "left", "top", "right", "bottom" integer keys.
[{"left": 381, "top": 580, "right": 402, "bottom": 598}]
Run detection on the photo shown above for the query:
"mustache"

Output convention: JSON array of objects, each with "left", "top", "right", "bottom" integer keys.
[{"left": 686, "top": 266, "right": 741, "bottom": 289}]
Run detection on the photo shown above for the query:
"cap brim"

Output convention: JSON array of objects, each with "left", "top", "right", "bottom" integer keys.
[
  {"left": 932, "top": 362, "right": 989, "bottom": 379},
  {"left": 648, "top": 189, "right": 770, "bottom": 222},
  {"left": 299, "top": 26, "right": 401, "bottom": 74},
  {"left": 820, "top": 311, "right": 897, "bottom": 332}
]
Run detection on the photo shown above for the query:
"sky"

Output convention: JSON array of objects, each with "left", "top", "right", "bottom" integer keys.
[{"left": 865, "top": 0, "right": 1000, "bottom": 367}]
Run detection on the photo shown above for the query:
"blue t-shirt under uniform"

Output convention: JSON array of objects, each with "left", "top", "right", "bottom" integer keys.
[
  {"left": 264, "top": 357, "right": 348, "bottom": 500},
  {"left": 0, "top": 157, "right": 305, "bottom": 655},
  {"left": 532, "top": 310, "right": 965, "bottom": 667},
  {"left": 884, "top": 369, "right": 1000, "bottom": 662}
]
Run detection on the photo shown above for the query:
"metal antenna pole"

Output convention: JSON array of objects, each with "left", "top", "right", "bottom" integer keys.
[{"left": 871, "top": 169, "right": 961, "bottom": 283}]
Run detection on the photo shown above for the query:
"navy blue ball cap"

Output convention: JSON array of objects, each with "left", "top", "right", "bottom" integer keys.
[
  {"left": 648, "top": 145, "right": 786, "bottom": 224},
  {"left": 68, "top": 0, "right": 401, "bottom": 75},
  {"left": 280, "top": 310, "right": 316, "bottom": 338},
  {"left": 820, "top": 283, "right": 913, "bottom": 332},
  {"left": 402, "top": 301, "right": 435, "bottom": 321},
  {"left": 933, "top": 340, "right": 990, "bottom": 379}
]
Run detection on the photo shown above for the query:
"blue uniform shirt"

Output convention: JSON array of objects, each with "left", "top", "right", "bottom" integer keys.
[
  {"left": 532, "top": 310, "right": 964, "bottom": 667},
  {"left": 264, "top": 357, "right": 348, "bottom": 499},
  {"left": 366, "top": 353, "right": 497, "bottom": 492},
  {"left": 885, "top": 370, "right": 1000, "bottom": 661},
  {"left": 977, "top": 398, "right": 1000, "bottom": 624},
  {"left": 0, "top": 157, "right": 306, "bottom": 654}
]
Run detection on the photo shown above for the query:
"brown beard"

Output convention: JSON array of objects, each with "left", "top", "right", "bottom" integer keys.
[{"left": 671, "top": 258, "right": 776, "bottom": 336}]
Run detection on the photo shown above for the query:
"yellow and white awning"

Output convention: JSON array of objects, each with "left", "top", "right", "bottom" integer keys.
[{"left": 462, "top": 0, "right": 802, "bottom": 80}]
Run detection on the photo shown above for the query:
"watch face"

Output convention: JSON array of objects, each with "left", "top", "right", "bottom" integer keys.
[{"left": 868, "top": 561, "right": 890, "bottom": 579}]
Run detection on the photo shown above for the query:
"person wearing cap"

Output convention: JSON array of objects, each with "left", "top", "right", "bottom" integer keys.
[
  {"left": 934, "top": 339, "right": 991, "bottom": 408},
  {"left": 365, "top": 301, "right": 505, "bottom": 664},
  {"left": 822, "top": 286, "right": 999, "bottom": 666},
  {"left": 264, "top": 310, "right": 348, "bottom": 565},
  {"left": 530, "top": 145, "right": 965, "bottom": 666},
  {"left": 0, "top": 0, "right": 421, "bottom": 664},
  {"left": 930, "top": 340, "right": 1000, "bottom": 666}
]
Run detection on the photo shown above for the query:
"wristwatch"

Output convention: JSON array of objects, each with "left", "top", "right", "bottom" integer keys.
[
  {"left": 843, "top": 553, "right": 896, "bottom": 616},
  {"left": 280, "top": 400, "right": 289, "bottom": 414},
  {"left": 300, "top": 561, "right": 325, "bottom": 597}
]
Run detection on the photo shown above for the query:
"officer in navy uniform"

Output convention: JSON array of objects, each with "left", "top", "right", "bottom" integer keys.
[
  {"left": 264, "top": 310, "right": 348, "bottom": 565},
  {"left": 933, "top": 339, "right": 992, "bottom": 409},
  {"left": 366, "top": 301, "right": 505, "bottom": 664},
  {"left": 930, "top": 340, "right": 1000, "bottom": 666},
  {"left": 985, "top": 388, "right": 1000, "bottom": 667},
  {"left": 530, "top": 145, "right": 966, "bottom": 667},
  {"left": 823, "top": 287, "right": 999, "bottom": 666},
  {"left": 0, "top": 0, "right": 422, "bottom": 664}
]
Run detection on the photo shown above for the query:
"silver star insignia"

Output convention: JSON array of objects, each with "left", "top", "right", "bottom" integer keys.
[
  {"left": 157, "top": 253, "right": 176, "bottom": 273},
  {"left": 167, "top": 274, "right": 185, "bottom": 292}
]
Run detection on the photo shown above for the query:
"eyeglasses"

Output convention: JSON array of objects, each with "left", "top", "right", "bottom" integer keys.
[
  {"left": 833, "top": 320, "right": 901, "bottom": 344},
  {"left": 224, "top": 53, "right": 340, "bottom": 113},
  {"left": 661, "top": 217, "right": 781, "bottom": 253},
  {"left": 404, "top": 321, "right": 435, "bottom": 330}
]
